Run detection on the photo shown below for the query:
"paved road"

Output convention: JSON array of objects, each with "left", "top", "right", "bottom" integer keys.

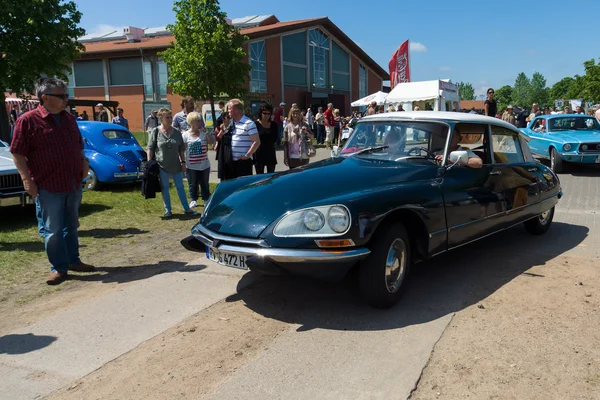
[{"left": 1, "top": 163, "right": 598, "bottom": 400}]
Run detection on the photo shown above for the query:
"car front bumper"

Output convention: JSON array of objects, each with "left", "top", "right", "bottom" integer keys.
[
  {"left": 113, "top": 172, "right": 141, "bottom": 178},
  {"left": 558, "top": 152, "right": 600, "bottom": 163},
  {"left": 181, "top": 225, "right": 371, "bottom": 280}
]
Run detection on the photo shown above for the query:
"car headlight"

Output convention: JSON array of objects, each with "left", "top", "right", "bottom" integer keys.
[
  {"left": 582, "top": 144, "right": 588, "bottom": 151},
  {"left": 274, "top": 205, "right": 351, "bottom": 237},
  {"left": 563, "top": 144, "right": 572, "bottom": 151}
]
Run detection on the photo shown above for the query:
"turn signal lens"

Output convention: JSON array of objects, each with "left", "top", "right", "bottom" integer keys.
[
  {"left": 118, "top": 164, "right": 125, "bottom": 171},
  {"left": 315, "top": 239, "right": 355, "bottom": 248}
]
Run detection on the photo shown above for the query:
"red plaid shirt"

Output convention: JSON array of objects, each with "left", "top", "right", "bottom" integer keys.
[{"left": 10, "top": 105, "right": 84, "bottom": 193}]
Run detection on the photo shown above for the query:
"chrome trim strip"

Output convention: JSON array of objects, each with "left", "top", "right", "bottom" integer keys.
[
  {"left": 216, "top": 244, "right": 371, "bottom": 263},
  {"left": 193, "top": 224, "right": 268, "bottom": 247},
  {"left": 113, "top": 172, "right": 139, "bottom": 178}
]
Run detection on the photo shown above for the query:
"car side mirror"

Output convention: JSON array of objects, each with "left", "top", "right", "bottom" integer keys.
[{"left": 449, "top": 150, "right": 469, "bottom": 165}]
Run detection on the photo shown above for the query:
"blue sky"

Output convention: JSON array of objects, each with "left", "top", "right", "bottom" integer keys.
[{"left": 77, "top": 0, "right": 593, "bottom": 98}]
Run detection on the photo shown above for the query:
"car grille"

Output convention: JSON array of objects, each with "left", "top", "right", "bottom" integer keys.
[
  {"left": 579, "top": 143, "right": 600, "bottom": 152},
  {"left": 116, "top": 151, "right": 141, "bottom": 164},
  {"left": 0, "top": 173, "right": 23, "bottom": 190}
]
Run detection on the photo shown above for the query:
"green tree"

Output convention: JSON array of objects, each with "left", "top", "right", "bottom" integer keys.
[
  {"left": 494, "top": 85, "right": 513, "bottom": 110},
  {"left": 458, "top": 81, "right": 476, "bottom": 100},
  {"left": 0, "top": 0, "right": 85, "bottom": 142},
  {"left": 161, "top": 0, "right": 251, "bottom": 125},
  {"left": 580, "top": 58, "right": 600, "bottom": 103},
  {"left": 511, "top": 72, "right": 531, "bottom": 107},
  {"left": 549, "top": 77, "right": 575, "bottom": 102},
  {"left": 529, "top": 72, "right": 548, "bottom": 106}
]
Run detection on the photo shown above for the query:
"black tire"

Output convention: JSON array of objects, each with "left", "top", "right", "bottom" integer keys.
[
  {"left": 524, "top": 206, "right": 554, "bottom": 235},
  {"left": 550, "top": 148, "right": 563, "bottom": 173},
  {"left": 359, "top": 223, "right": 411, "bottom": 308},
  {"left": 85, "top": 167, "right": 101, "bottom": 191}
]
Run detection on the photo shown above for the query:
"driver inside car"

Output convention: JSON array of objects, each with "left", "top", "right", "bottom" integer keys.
[{"left": 434, "top": 127, "right": 483, "bottom": 168}]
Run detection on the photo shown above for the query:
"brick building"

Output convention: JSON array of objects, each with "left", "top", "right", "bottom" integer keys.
[{"left": 71, "top": 15, "right": 388, "bottom": 131}]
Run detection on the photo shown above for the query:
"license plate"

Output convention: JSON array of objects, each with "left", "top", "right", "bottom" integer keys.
[{"left": 206, "top": 247, "right": 248, "bottom": 270}]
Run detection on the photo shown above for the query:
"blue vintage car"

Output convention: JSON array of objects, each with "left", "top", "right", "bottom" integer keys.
[
  {"left": 181, "top": 112, "right": 562, "bottom": 308},
  {"left": 78, "top": 121, "right": 147, "bottom": 190},
  {"left": 520, "top": 114, "right": 600, "bottom": 173}
]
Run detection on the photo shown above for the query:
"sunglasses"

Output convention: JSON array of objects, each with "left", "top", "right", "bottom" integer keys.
[
  {"left": 46, "top": 93, "right": 69, "bottom": 100},
  {"left": 488, "top": 92, "right": 494, "bottom": 95},
  {"left": 262, "top": 112, "right": 272, "bottom": 115}
]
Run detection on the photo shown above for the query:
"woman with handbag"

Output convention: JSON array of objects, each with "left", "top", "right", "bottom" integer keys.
[
  {"left": 283, "top": 108, "right": 315, "bottom": 169},
  {"left": 147, "top": 108, "right": 198, "bottom": 218},
  {"left": 215, "top": 111, "right": 236, "bottom": 181}
]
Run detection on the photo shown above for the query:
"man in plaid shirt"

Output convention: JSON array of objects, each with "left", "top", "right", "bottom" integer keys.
[{"left": 10, "top": 78, "right": 95, "bottom": 285}]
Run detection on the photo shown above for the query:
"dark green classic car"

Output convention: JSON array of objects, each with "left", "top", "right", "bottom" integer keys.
[{"left": 181, "top": 112, "right": 562, "bottom": 308}]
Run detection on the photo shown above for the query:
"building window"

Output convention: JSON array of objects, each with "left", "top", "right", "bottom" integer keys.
[
  {"left": 249, "top": 41, "right": 267, "bottom": 93},
  {"left": 309, "top": 29, "right": 329, "bottom": 88},
  {"left": 143, "top": 60, "right": 153, "bottom": 99},
  {"left": 331, "top": 41, "right": 349, "bottom": 91},
  {"left": 157, "top": 58, "right": 168, "bottom": 99},
  {"left": 359, "top": 64, "right": 367, "bottom": 99},
  {"left": 74, "top": 60, "right": 104, "bottom": 87},
  {"left": 65, "top": 65, "right": 75, "bottom": 97},
  {"left": 109, "top": 57, "right": 143, "bottom": 86}
]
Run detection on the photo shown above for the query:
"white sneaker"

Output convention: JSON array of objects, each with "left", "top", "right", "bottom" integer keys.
[{"left": 189, "top": 200, "right": 197, "bottom": 208}]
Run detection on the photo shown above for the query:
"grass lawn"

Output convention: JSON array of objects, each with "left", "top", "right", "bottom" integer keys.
[{"left": 0, "top": 181, "right": 217, "bottom": 305}]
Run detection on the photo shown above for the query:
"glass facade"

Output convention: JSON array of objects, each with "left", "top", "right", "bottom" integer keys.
[
  {"left": 74, "top": 60, "right": 104, "bottom": 87},
  {"left": 109, "top": 57, "right": 143, "bottom": 86},
  {"left": 143, "top": 60, "right": 153, "bottom": 99},
  {"left": 249, "top": 41, "right": 267, "bottom": 93},
  {"left": 359, "top": 64, "right": 368, "bottom": 99},
  {"left": 331, "top": 41, "right": 349, "bottom": 91},
  {"left": 309, "top": 29, "right": 329, "bottom": 88},
  {"left": 157, "top": 58, "right": 168, "bottom": 99}
]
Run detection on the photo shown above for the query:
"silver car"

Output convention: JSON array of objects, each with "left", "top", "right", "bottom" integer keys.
[{"left": 0, "top": 140, "right": 29, "bottom": 207}]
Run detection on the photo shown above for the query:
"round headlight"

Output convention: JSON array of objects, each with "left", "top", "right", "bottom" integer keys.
[
  {"left": 582, "top": 144, "right": 588, "bottom": 151},
  {"left": 303, "top": 209, "right": 325, "bottom": 231},
  {"left": 563, "top": 143, "right": 572, "bottom": 151},
  {"left": 328, "top": 206, "right": 350, "bottom": 233}
]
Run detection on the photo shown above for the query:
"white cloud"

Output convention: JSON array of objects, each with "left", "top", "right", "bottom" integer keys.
[
  {"left": 439, "top": 66, "right": 451, "bottom": 72},
  {"left": 409, "top": 41, "right": 427, "bottom": 53},
  {"left": 81, "top": 24, "right": 125, "bottom": 39}
]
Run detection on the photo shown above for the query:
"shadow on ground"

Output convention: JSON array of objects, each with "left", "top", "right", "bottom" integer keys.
[
  {"left": 68, "top": 260, "right": 206, "bottom": 284},
  {"left": 227, "top": 222, "right": 588, "bottom": 332},
  {"left": 78, "top": 228, "right": 149, "bottom": 238},
  {"left": 0, "top": 333, "right": 57, "bottom": 355}
]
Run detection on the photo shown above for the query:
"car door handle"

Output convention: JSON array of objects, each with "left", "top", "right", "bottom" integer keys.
[
  {"left": 527, "top": 168, "right": 537, "bottom": 172},
  {"left": 489, "top": 171, "right": 502, "bottom": 175}
]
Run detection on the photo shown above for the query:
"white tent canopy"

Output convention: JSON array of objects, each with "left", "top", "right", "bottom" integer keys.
[
  {"left": 351, "top": 91, "right": 388, "bottom": 107},
  {"left": 385, "top": 80, "right": 460, "bottom": 111}
]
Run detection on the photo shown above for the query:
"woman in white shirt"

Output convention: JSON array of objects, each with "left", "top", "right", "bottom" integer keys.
[{"left": 183, "top": 112, "right": 214, "bottom": 207}]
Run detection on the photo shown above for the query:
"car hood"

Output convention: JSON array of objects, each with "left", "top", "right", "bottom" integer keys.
[
  {"left": 550, "top": 130, "right": 600, "bottom": 143},
  {"left": 0, "top": 148, "right": 17, "bottom": 173},
  {"left": 202, "top": 156, "right": 436, "bottom": 238}
]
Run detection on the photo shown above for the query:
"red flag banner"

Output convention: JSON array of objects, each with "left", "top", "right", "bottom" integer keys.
[{"left": 389, "top": 40, "right": 410, "bottom": 89}]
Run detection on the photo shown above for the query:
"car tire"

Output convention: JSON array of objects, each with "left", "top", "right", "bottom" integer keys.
[
  {"left": 524, "top": 206, "right": 554, "bottom": 235},
  {"left": 359, "top": 223, "right": 411, "bottom": 308},
  {"left": 550, "top": 148, "right": 563, "bottom": 173},
  {"left": 86, "top": 167, "right": 101, "bottom": 191}
]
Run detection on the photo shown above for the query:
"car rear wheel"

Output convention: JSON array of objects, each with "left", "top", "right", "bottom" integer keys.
[
  {"left": 550, "top": 148, "right": 564, "bottom": 173},
  {"left": 359, "top": 223, "right": 411, "bottom": 308},
  {"left": 524, "top": 206, "right": 554, "bottom": 235},
  {"left": 85, "top": 167, "right": 101, "bottom": 191}
]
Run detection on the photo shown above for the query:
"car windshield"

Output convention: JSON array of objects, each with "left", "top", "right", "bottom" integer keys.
[
  {"left": 103, "top": 130, "right": 133, "bottom": 140},
  {"left": 340, "top": 120, "right": 449, "bottom": 161},
  {"left": 548, "top": 117, "right": 600, "bottom": 132}
]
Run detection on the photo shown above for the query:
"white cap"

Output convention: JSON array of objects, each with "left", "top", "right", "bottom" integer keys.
[
  {"left": 96, "top": 103, "right": 104, "bottom": 107},
  {"left": 279, "top": 102, "right": 286, "bottom": 106}
]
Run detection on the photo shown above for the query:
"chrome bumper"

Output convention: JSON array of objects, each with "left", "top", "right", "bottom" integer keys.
[
  {"left": 191, "top": 225, "right": 370, "bottom": 264},
  {"left": 113, "top": 172, "right": 140, "bottom": 178}
]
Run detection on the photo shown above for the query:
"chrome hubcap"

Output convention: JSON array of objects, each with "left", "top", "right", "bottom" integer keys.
[
  {"left": 550, "top": 152, "right": 555, "bottom": 170},
  {"left": 385, "top": 238, "right": 407, "bottom": 294},
  {"left": 539, "top": 209, "right": 551, "bottom": 225},
  {"left": 87, "top": 170, "right": 96, "bottom": 190}
]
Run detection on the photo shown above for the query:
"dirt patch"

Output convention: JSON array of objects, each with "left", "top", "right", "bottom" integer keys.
[
  {"left": 410, "top": 254, "right": 600, "bottom": 400},
  {"left": 46, "top": 285, "right": 289, "bottom": 400}
]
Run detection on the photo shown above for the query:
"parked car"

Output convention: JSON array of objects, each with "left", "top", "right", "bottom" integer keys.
[
  {"left": 0, "top": 139, "right": 29, "bottom": 207},
  {"left": 181, "top": 112, "right": 562, "bottom": 308},
  {"left": 520, "top": 114, "right": 600, "bottom": 173},
  {"left": 78, "top": 121, "right": 147, "bottom": 190}
]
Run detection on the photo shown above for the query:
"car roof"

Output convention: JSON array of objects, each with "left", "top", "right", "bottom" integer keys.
[
  {"left": 77, "top": 121, "right": 131, "bottom": 131},
  {"left": 361, "top": 111, "right": 520, "bottom": 131}
]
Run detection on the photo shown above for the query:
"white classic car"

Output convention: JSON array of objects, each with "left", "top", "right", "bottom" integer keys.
[{"left": 0, "top": 140, "right": 29, "bottom": 207}]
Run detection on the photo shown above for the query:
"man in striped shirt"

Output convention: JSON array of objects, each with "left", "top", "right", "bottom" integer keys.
[{"left": 228, "top": 99, "right": 260, "bottom": 178}]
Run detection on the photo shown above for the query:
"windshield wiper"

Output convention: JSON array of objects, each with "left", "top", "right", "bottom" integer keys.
[{"left": 351, "top": 145, "right": 389, "bottom": 156}]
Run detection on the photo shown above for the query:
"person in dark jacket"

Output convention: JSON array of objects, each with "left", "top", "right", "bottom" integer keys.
[
  {"left": 141, "top": 159, "right": 161, "bottom": 199},
  {"left": 254, "top": 102, "right": 277, "bottom": 174},
  {"left": 216, "top": 111, "right": 236, "bottom": 181}
]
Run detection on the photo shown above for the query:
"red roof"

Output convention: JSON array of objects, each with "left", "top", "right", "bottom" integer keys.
[{"left": 81, "top": 17, "right": 389, "bottom": 79}]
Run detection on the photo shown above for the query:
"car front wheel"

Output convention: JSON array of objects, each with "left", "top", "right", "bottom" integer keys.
[
  {"left": 524, "top": 206, "right": 554, "bottom": 235},
  {"left": 550, "top": 148, "right": 563, "bottom": 173},
  {"left": 359, "top": 223, "right": 411, "bottom": 308}
]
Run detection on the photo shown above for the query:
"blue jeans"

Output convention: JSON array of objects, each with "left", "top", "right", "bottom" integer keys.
[
  {"left": 35, "top": 197, "right": 45, "bottom": 238},
  {"left": 159, "top": 169, "right": 190, "bottom": 213},
  {"left": 186, "top": 168, "right": 211, "bottom": 201},
  {"left": 37, "top": 188, "right": 82, "bottom": 273}
]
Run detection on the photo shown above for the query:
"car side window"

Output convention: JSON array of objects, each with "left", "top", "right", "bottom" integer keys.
[
  {"left": 103, "top": 130, "right": 131, "bottom": 140},
  {"left": 454, "top": 123, "right": 490, "bottom": 164},
  {"left": 491, "top": 126, "right": 525, "bottom": 164}
]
